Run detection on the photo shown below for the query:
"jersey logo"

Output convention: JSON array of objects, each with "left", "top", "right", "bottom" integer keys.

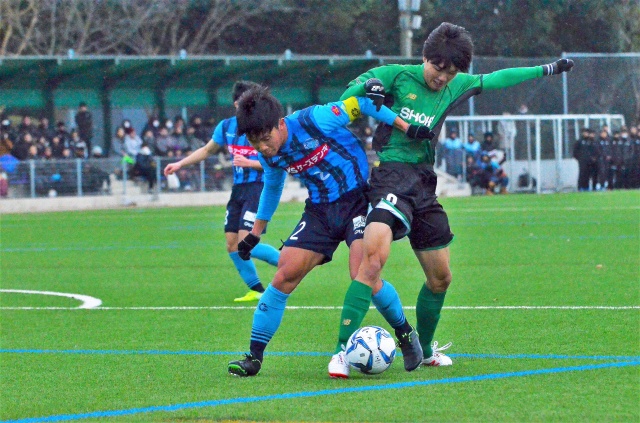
[
  {"left": 331, "top": 105, "right": 341, "bottom": 116},
  {"left": 227, "top": 145, "right": 257, "bottom": 156},
  {"left": 406, "top": 93, "right": 417, "bottom": 100},
  {"left": 399, "top": 107, "right": 434, "bottom": 126},
  {"left": 285, "top": 143, "right": 330, "bottom": 174}
]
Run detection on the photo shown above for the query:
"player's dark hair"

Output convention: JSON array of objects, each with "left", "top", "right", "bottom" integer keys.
[
  {"left": 422, "top": 22, "right": 473, "bottom": 73},
  {"left": 232, "top": 80, "right": 261, "bottom": 102},
  {"left": 236, "top": 86, "right": 284, "bottom": 141}
]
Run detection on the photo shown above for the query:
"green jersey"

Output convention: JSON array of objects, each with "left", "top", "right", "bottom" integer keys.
[{"left": 341, "top": 64, "right": 542, "bottom": 164}]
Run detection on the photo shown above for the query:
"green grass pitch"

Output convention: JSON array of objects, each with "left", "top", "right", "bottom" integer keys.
[{"left": 1, "top": 190, "right": 639, "bottom": 422}]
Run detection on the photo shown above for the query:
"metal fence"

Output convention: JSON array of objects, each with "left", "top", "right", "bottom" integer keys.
[
  {"left": 442, "top": 113, "right": 626, "bottom": 193},
  {"left": 2, "top": 156, "right": 234, "bottom": 199}
]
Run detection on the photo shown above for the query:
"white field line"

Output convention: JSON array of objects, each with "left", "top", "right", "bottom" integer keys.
[
  {"left": 0, "top": 305, "right": 638, "bottom": 311},
  {"left": 0, "top": 289, "right": 102, "bottom": 308}
]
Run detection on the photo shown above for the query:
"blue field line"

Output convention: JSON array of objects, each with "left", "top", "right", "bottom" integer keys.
[
  {"left": 3, "top": 361, "right": 638, "bottom": 423},
  {"left": 2, "top": 349, "right": 639, "bottom": 362},
  {"left": 0, "top": 244, "right": 183, "bottom": 253}
]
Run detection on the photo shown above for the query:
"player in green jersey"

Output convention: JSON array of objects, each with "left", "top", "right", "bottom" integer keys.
[{"left": 330, "top": 22, "right": 574, "bottom": 371}]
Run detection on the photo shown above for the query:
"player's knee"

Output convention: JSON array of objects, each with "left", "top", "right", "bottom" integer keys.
[
  {"left": 360, "top": 251, "right": 385, "bottom": 281},
  {"left": 428, "top": 271, "right": 452, "bottom": 293},
  {"left": 271, "top": 267, "right": 302, "bottom": 294}
]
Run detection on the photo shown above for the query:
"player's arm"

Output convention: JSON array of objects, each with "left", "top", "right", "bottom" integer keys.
[
  {"left": 339, "top": 65, "right": 400, "bottom": 100},
  {"left": 482, "top": 59, "right": 574, "bottom": 91},
  {"left": 163, "top": 139, "right": 220, "bottom": 176},
  {"left": 312, "top": 96, "right": 420, "bottom": 137},
  {"left": 232, "top": 154, "right": 263, "bottom": 170},
  {"left": 238, "top": 157, "right": 286, "bottom": 260},
  {"left": 253, "top": 159, "right": 286, "bottom": 227}
]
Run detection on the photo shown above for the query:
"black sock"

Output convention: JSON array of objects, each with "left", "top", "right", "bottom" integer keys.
[
  {"left": 251, "top": 284, "right": 265, "bottom": 293},
  {"left": 250, "top": 340, "right": 266, "bottom": 362}
]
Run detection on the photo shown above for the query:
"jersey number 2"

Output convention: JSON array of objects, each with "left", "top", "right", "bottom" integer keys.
[{"left": 290, "top": 221, "right": 306, "bottom": 240}]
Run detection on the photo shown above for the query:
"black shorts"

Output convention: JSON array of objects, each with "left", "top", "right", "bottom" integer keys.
[
  {"left": 367, "top": 162, "right": 454, "bottom": 251},
  {"left": 283, "top": 188, "right": 368, "bottom": 264},
  {"left": 225, "top": 182, "right": 264, "bottom": 233}
]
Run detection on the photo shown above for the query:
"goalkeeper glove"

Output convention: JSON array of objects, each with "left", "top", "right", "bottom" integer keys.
[
  {"left": 406, "top": 124, "right": 435, "bottom": 140},
  {"left": 238, "top": 233, "right": 260, "bottom": 260},
  {"left": 364, "top": 78, "right": 385, "bottom": 111},
  {"left": 542, "top": 59, "right": 574, "bottom": 76}
]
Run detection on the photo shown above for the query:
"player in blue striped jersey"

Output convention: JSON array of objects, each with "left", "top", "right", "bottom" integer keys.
[
  {"left": 164, "top": 81, "right": 280, "bottom": 303},
  {"left": 227, "top": 86, "right": 427, "bottom": 378}
]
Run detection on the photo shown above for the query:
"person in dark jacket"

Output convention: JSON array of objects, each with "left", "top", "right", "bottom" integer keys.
[
  {"left": 74, "top": 102, "right": 93, "bottom": 153},
  {"left": 573, "top": 128, "right": 593, "bottom": 191}
]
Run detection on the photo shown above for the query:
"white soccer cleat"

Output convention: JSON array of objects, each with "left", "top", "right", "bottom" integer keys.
[
  {"left": 422, "top": 341, "right": 453, "bottom": 366},
  {"left": 328, "top": 351, "right": 350, "bottom": 379}
]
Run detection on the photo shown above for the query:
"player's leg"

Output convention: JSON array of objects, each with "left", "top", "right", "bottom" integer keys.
[
  {"left": 228, "top": 246, "right": 323, "bottom": 377},
  {"left": 414, "top": 247, "right": 454, "bottom": 366},
  {"left": 335, "top": 222, "right": 392, "bottom": 356},
  {"left": 333, "top": 214, "right": 421, "bottom": 375},
  {"left": 251, "top": 243, "right": 280, "bottom": 266},
  {"left": 228, "top": 228, "right": 264, "bottom": 302},
  {"left": 409, "top": 202, "right": 454, "bottom": 367},
  {"left": 225, "top": 193, "right": 263, "bottom": 301}
]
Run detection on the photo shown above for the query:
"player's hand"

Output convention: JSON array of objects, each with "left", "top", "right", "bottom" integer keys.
[
  {"left": 542, "top": 59, "right": 574, "bottom": 76},
  {"left": 238, "top": 233, "right": 260, "bottom": 260},
  {"left": 406, "top": 124, "right": 435, "bottom": 140},
  {"left": 364, "top": 78, "right": 385, "bottom": 111},
  {"left": 164, "top": 163, "right": 181, "bottom": 176},
  {"left": 232, "top": 154, "right": 252, "bottom": 168}
]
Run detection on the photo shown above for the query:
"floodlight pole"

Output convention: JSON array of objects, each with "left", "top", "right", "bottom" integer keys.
[{"left": 398, "top": 0, "right": 421, "bottom": 58}]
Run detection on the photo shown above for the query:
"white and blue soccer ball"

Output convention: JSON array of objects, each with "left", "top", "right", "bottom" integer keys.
[{"left": 345, "top": 325, "right": 396, "bottom": 375}]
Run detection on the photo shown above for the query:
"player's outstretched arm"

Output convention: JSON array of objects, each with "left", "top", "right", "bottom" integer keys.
[
  {"left": 163, "top": 140, "right": 219, "bottom": 176},
  {"left": 482, "top": 58, "right": 574, "bottom": 91}
]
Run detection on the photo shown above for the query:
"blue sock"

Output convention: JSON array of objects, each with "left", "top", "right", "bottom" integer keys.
[
  {"left": 251, "top": 243, "right": 280, "bottom": 266},
  {"left": 250, "top": 284, "right": 289, "bottom": 361},
  {"left": 229, "top": 252, "right": 261, "bottom": 290},
  {"left": 372, "top": 280, "right": 407, "bottom": 329}
]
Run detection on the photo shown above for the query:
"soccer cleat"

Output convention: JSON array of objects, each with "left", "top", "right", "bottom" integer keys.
[
  {"left": 228, "top": 353, "right": 262, "bottom": 377},
  {"left": 328, "top": 351, "right": 350, "bottom": 379},
  {"left": 233, "top": 290, "right": 263, "bottom": 302},
  {"left": 396, "top": 326, "right": 423, "bottom": 372},
  {"left": 422, "top": 341, "right": 453, "bottom": 366}
]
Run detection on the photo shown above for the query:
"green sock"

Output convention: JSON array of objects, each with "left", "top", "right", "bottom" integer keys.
[
  {"left": 416, "top": 283, "right": 446, "bottom": 357},
  {"left": 334, "top": 280, "right": 372, "bottom": 353}
]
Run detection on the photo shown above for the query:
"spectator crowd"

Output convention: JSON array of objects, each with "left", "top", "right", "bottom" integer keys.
[
  {"left": 573, "top": 124, "right": 640, "bottom": 191},
  {"left": 1, "top": 102, "right": 639, "bottom": 197},
  {"left": 437, "top": 129, "right": 510, "bottom": 195},
  {"left": 0, "top": 103, "right": 228, "bottom": 196}
]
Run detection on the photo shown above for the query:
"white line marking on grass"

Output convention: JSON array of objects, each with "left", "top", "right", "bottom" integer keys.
[
  {"left": 0, "top": 290, "right": 102, "bottom": 309},
  {"left": 0, "top": 305, "right": 637, "bottom": 311}
]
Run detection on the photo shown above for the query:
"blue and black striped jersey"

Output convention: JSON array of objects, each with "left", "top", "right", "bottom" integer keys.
[
  {"left": 256, "top": 96, "right": 398, "bottom": 221},
  {"left": 212, "top": 116, "right": 263, "bottom": 185}
]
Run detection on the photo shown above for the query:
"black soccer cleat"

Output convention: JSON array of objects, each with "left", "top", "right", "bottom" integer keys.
[
  {"left": 396, "top": 326, "right": 424, "bottom": 372},
  {"left": 228, "top": 353, "right": 262, "bottom": 377}
]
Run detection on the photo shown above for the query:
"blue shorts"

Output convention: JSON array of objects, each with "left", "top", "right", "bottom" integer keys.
[
  {"left": 283, "top": 188, "right": 368, "bottom": 264},
  {"left": 225, "top": 181, "right": 264, "bottom": 233}
]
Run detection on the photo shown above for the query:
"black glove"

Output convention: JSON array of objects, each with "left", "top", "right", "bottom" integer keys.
[
  {"left": 406, "top": 124, "right": 435, "bottom": 140},
  {"left": 542, "top": 59, "right": 574, "bottom": 76},
  {"left": 238, "top": 233, "right": 260, "bottom": 260},
  {"left": 364, "top": 78, "right": 385, "bottom": 111}
]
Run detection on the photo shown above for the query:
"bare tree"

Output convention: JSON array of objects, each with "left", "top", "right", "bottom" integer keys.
[{"left": 0, "top": 0, "right": 292, "bottom": 56}]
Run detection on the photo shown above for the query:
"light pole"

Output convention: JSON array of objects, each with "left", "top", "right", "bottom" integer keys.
[{"left": 398, "top": 0, "right": 422, "bottom": 57}]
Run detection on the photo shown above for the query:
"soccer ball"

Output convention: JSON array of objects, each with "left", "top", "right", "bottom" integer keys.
[{"left": 345, "top": 326, "right": 396, "bottom": 375}]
